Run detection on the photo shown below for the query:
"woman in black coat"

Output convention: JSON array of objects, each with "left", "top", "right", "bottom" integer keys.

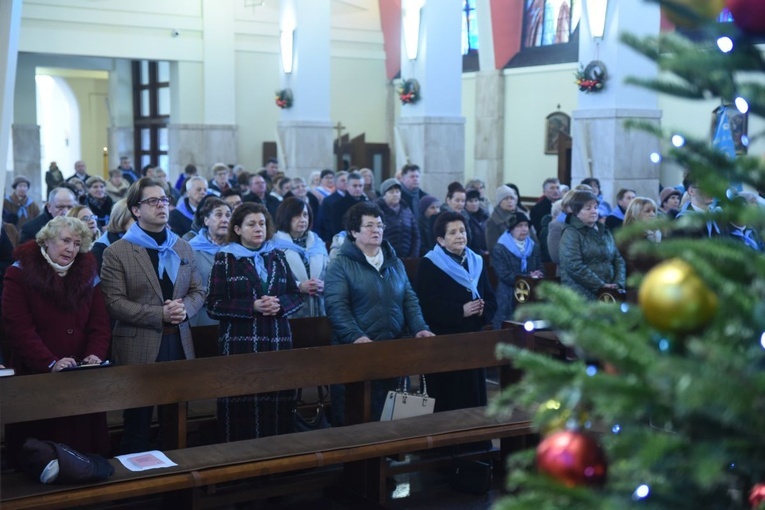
[{"left": 415, "top": 212, "right": 496, "bottom": 416}]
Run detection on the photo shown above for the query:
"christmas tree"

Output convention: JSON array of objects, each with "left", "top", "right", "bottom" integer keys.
[{"left": 493, "top": 1, "right": 765, "bottom": 509}]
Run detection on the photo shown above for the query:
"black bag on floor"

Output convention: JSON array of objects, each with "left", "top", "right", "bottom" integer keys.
[
  {"left": 293, "top": 385, "right": 331, "bottom": 432},
  {"left": 450, "top": 459, "right": 492, "bottom": 495}
]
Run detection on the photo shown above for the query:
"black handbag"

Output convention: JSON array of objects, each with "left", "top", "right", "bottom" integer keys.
[{"left": 292, "top": 385, "right": 331, "bottom": 433}]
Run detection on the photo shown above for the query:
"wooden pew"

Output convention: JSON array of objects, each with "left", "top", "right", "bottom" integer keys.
[{"left": 1, "top": 329, "right": 534, "bottom": 509}]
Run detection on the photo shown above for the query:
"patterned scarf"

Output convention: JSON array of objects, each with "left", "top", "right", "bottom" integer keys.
[
  {"left": 123, "top": 223, "right": 181, "bottom": 283},
  {"left": 498, "top": 231, "right": 534, "bottom": 273},
  {"left": 219, "top": 241, "right": 275, "bottom": 282},
  {"left": 424, "top": 245, "right": 483, "bottom": 299}
]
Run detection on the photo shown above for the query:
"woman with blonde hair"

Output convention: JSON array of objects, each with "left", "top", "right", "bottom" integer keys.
[
  {"left": 91, "top": 198, "right": 134, "bottom": 272},
  {"left": 68, "top": 204, "right": 100, "bottom": 242},
  {"left": 620, "top": 196, "right": 662, "bottom": 277},
  {"left": 2, "top": 215, "right": 110, "bottom": 461}
]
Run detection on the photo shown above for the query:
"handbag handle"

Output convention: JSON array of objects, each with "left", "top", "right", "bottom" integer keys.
[{"left": 396, "top": 375, "right": 429, "bottom": 397}]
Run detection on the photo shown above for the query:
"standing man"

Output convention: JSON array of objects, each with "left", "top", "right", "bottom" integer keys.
[
  {"left": 242, "top": 173, "right": 280, "bottom": 218},
  {"left": 101, "top": 177, "right": 204, "bottom": 454},
  {"left": 530, "top": 177, "right": 561, "bottom": 233},
  {"left": 3, "top": 176, "right": 41, "bottom": 229},
  {"left": 330, "top": 172, "right": 368, "bottom": 237},
  {"left": 317, "top": 170, "right": 348, "bottom": 239},
  {"left": 264, "top": 158, "right": 279, "bottom": 180},
  {"left": 66, "top": 160, "right": 91, "bottom": 184},
  {"left": 119, "top": 156, "right": 140, "bottom": 184},
  {"left": 169, "top": 176, "right": 209, "bottom": 236},
  {"left": 674, "top": 174, "right": 723, "bottom": 238},
  {"left": 19, "top": 187, "right": 77, "bottom": 243},
  {"left": 399, "top": 164, "right": 429, "bottom": 220}
]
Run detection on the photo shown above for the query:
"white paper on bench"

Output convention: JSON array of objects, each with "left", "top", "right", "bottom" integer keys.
[{"left": 115, "top": 451, "right": 178, "bottom": 472}]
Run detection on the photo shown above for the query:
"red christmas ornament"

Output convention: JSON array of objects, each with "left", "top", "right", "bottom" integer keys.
[
  {"left": 750, "top": 483, "right": 765, "bottom": 509},
  {"left": 536, "top": 430, "right": 608, "bottom": 487},
  {"left": 726, "top": 0, "right": 765, "bottom": 35}
]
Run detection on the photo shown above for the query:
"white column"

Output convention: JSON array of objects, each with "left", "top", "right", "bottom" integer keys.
[
  {"left": 1, "top": 0, "right": 22, "bottom": 199},
  {"left": 277, "top": 0, "right": 334, "bottom": 177},
  {"left": 571, "top": 0, "right": 662, "bottom": 202},
  {"left": 396, "top": 0, "right": 465, "bottom": 193},
  {"left": 107, "top": 59, "right": 134, "bottom": 170}
]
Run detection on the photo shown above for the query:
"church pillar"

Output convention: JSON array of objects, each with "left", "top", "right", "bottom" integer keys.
[
  {"left": 472, "top": 0, "right": 505, "bottom": 195},
  {"left": 12, "top": 50, "right": 42, "bottom": 202},
  {"left": 168, "top": 0, "right": 238, "bottom": 181},
  {"left": 107, "top": 59, "right": 134, "bottom": 171},
  {"left": 0, "top": 0, "right": 21, "bottom": 200},
  {"left": 571, "top": 0, "right": 661, "bottom": 203},
  {"left": 277, "top": 0, "right": 334, "bottom": 178},
  {"left": 396, "top": 0, "right": 465, "bottom": 193}
]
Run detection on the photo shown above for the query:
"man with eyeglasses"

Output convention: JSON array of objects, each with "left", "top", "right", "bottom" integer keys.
[
  {"left": 19, "top": 187, "right": 77, "bottom": 244},
  {"left": 101, "top": 177, "right": 205, "bottom": 454}
]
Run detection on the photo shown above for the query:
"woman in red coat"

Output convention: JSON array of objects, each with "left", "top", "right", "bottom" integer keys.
[{"left": 2, "top": 216, "right": 111, "bottom": 462}]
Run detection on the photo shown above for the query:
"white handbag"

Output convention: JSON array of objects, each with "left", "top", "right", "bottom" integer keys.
[{"left": 380, "top": 376, "right": 435, "bottom": 421}]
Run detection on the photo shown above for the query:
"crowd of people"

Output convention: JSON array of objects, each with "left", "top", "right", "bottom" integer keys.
[{"left": 1, "top": 157, "right": 763, "bottom": 462}]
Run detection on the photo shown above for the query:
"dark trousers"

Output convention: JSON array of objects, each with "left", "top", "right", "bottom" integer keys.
[{"left": 120, "top": 332, "right": 184, "bottom": 454}]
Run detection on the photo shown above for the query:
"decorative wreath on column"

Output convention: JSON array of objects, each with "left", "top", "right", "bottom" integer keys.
[
  {"left": 575, "top": 61, "right": 607, "bottom": 93},
  {"left": 275, "top": 88, "right": 293, "bottom": 109},
  {"left": 398, "top": 78, "right": 421, "bottom": 105}
]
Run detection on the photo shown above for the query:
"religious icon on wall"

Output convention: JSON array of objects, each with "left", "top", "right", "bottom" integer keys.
[
  {"left": 545, "top": 111, "right": 571, "bottom": 155},
  {"left": 710, "top": 104, "right": 748, "bottom": 156}
]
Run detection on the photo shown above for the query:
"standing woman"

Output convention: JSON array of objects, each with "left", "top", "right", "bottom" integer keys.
[
  {"left": 486, "top": 185, "right": 523, "bottom": 253},
  {"left": 491, "top": 212, "right": 545, "bottom": 329},
  {"left": 206, "top": 203, "right": 303, "bottom": 441},
  {"left": 559, "top": 190, "right": 626, "bottom": 300},
  {"left": 91, "top": 199, "right": 134, "bottom": 272},
  {"left": 68, "top": 205, "right": 101, "bottom": 243},
  {"left": 324, "top": 202, "right": 433, "bottom": 425},
  {"left": 189, "top": 198, "right": 231, "bottom": 326},
  {"left": 2, "top": 216, "right": 111, "bottom": 461},
  {"left": 84, "top": 176, "right": 114, "bottom": 230},
  {"left": 272, "top": 197, "right": 328, "bottom": 318},
  {"left": 416, "top": 212, "right": 496, "bottom": 413}
]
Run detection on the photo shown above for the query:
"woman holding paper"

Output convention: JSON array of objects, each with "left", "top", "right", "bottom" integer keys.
[
  {"left": 2, "top": 215, "right": 111, "bottom": 461},
  {"left": 415, "top": 212, "right": 496, "bottom": 413}
]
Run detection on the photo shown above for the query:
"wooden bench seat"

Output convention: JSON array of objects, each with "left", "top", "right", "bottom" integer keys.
[
  {"left": 1, "top": 329, "right": 533, "bottom": 508},
  {"left": 1, "top": 407, "right": 532, "bottom": 509}
]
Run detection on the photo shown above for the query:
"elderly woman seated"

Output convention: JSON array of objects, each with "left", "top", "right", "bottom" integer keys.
[{"left": 2, "top": 216, "right": 111, "bottom": 462}]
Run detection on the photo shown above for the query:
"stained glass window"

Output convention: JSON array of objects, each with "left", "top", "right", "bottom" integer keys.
[
  {"left": 462, "top": 0, "right": 479, "bottom": 55},
  {"left": 523, "top": 0, "right": 581, "bottom": 48}
]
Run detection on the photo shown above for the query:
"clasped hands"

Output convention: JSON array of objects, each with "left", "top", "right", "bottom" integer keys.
[
  {"left": 254, "top": 295, "right": 281, "bottom": 316},
  {"left": 163, "top": 298, "right": 187, "bottom": 324},
  {"left": 299, "top": 278, "right": 324, "bottom": 296},
  {"left": 463, "top": 298, "right": 485, "bottom": 318},
  {"left": 51, "top": 354, "right": 102, "bottom": 372}
]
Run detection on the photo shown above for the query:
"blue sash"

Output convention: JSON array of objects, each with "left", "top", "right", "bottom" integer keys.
[
  {"left": 219, "top": 241, "right": 275, "bottom": 282},
  {"left": 424, "top": 245, "right": 482, "bottom": 299},
  {"left": 189, "top": 228, "right": 226, "bottom": 255},
  {"left": 497, "top": 231, "right": 534, "bottom": 273},
  {"left": 122, "top": 223, "right": 181, "bottom": 283}
]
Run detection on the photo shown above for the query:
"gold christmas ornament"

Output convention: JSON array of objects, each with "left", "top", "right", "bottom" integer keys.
[
  {"left": 663, "top": 0, "right": 727, "bottom": 28},
  {"left": 638, "top": 259, "right": 717, "bottom": 334}
]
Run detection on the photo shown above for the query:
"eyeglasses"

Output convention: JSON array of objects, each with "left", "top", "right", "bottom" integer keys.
[
  {"left": 361, "top": 223, "right": 386, "bottom": 231},
  {"left": 138, "top": 197, "right": 170, "bottom": 207},
  {"left": 79, "top": 215, "right": 96, "bottom": 222}
]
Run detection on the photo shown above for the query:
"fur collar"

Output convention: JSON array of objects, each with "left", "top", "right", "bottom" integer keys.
[{"left": 13, "top": 240, "right": 97, "bottom": 311}]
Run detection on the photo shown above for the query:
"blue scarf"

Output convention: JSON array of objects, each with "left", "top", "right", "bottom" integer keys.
[
  {"left": 189, "top": 228, "right": 226, "bottom": 255},
  {"left": 95, "top": 231, "right": 111, "bottom": 247},
  {"left": 272, "top": 234, "right": 328, "bottom": 263},
  {"left": 497, "top": 231, "right": 534, "bottom": 273},
  {"left": 219, "top": 241, "right": 275, "bottom": 282},
  {"left": 122, "top": 223, "right": 182, "bottom": 283},
  {"left": 424, "top": 245, "right": 483, "bottom": 299},
  {"left": 731, "top": 227, "right": 761, "bottom": 251},
  {"left": 6, "top": 194, "right": 33, "bottom": 218},
  {"left": 175, "top": 198, "right": 194, "bottom": 221},
  {"left": 608, "top": 206, "right": 625, "bottom": 221},
  {"left": 556, "top": 211, "right": 567, "bottom": 222}
]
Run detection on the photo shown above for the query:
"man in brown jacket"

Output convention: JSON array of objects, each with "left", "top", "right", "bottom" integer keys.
[{"left": 101, "top": 177, "right": 205, "bottom": 454}]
